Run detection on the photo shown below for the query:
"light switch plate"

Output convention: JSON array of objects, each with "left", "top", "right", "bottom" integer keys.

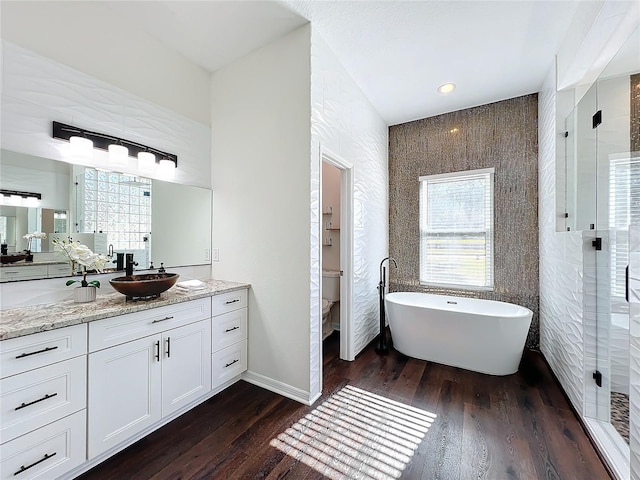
[{"left": 212, "top": 248, "right": 219, "bottom": 262}]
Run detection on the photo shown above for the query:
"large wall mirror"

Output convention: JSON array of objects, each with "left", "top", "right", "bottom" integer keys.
[{"left": 1, "top": 149, "right": 212, "bottom": 280}]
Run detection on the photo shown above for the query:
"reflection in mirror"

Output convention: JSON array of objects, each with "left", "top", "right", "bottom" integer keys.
[
  {"left": 0, "top": 207, "right": 69, "bottom": 252},
  {"left": 0, "top": 149, "right": 212, "bottom": 281}
]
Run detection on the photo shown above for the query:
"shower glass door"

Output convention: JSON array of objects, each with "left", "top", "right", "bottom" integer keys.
[
  {"left": 590, "top": 26, "right": 638, "bottom": 446},
  {"left": 567, "top": 25, "right": 639, "bottom": 450}
]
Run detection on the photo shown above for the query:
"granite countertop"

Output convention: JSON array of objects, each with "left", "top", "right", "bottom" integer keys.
[{"left": 0, "top": 279, "right": 250, "bottom": 341}]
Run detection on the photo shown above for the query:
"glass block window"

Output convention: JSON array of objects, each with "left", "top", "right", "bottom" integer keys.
[
  {"left": 419, "top": 168, "right": 495, "bottom": 290},
  {"left": 80, "top": 169, "right": 152, "bottom": 251}
]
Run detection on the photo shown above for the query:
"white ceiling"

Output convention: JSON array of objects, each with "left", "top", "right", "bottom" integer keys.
[{"left": 106, "top": 0, "right": 586, "bottom": 126}]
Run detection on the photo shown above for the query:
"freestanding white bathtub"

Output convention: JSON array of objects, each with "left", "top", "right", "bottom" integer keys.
[{"left": 385, "top": 292, "right": 532, "bottom": 375}]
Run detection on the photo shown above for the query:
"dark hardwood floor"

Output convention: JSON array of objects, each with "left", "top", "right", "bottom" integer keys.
[{"left": 78, "top": 333, "right": 611, "bottom": 479}]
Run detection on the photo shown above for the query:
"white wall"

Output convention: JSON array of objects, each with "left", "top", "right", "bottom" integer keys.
[
  {"left": 311, "top": 30, "right": 389, "bottom": 359},
  {"left": 210, "top": 26, "right": 313, "bottom": 401},
  {"left": 539, "top": 65, "right": 586, "bottom": 411},
  {"left": 1, "top": 42, "right": 211, "bottom": 189},
  {"left": 0, "top": 1, "right": 211, "bottom": 125}
]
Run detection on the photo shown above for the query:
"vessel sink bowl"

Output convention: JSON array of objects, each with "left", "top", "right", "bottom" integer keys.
[
  {"left": 1, "top": 254, "right": 27, "bottom": 264},
  {"left": 109, "top": 273, "right": 179, "bottom": 298}
]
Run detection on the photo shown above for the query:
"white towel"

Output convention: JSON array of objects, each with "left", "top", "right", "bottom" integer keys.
[{"left": 175, "top": 279, "right": 207, "bottom": 291}]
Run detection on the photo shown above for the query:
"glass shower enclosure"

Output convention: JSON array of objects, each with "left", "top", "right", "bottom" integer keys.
[{"left": 564, "top": 25, "right": 639, "bottom": 467}]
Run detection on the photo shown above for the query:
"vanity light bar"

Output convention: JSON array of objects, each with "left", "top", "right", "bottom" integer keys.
[
  {"left": 0, "top": 189, "right": 42, "bottom": 200},
  {"left": 51, "top": 121, "right": 178, "bottom": 167}
]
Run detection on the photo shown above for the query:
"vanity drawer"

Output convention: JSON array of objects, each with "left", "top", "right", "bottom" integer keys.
[
  {"left": 212, "top": 339, "right": 247, "bottom": 389},
  {"left": 0, "top": 410, "right": 86, "bottom": 480},
  {"left": 89, "top": 297, "right": 211, "bottom": 352},
  {"left": 0, "top": 324, "right": 87, "bottom": 379},
  {"left": 211, "top": 289, "right": 247, "bottom": 316},
  {"left": 1, "top": 356, "right": 86, "bottom": 444},
  {"left": 0, "top": 265, "right": 48, "bottom": 283},
  {"left": 212, "top": 308, "right": 247, "bottom": 353}
]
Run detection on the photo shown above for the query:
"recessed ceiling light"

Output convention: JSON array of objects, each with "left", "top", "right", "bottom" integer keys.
[{"left": 438, "top": 83, "right": 456, "bottom": 94}]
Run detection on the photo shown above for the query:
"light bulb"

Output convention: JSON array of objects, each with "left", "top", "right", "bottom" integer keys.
[
  {"left": 138, "top": 151, "right": 156, "bottom": 174},
  {"left": 108, "top": 144, "right": 129, "bottom": 167},
  {"left": 69, "top": 136, "right": 93, "bottom": 162},
  {"left": 25, "top": 196, "right": 40, "bottom": 207},
  {"left": 438, "top": 83, "right": 456, "bottom": 94},
  {"left": 158, "top": 158, "right": 176, "bottom": 180}
]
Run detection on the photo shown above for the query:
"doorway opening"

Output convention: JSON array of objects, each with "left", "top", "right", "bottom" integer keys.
[{"left": 320, "top": 151, "right": 354, "bottom": 368}]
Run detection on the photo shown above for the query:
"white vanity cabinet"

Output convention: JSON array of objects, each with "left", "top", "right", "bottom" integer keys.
[
  {"left": 211, "top": 289, "right": 248, "bottom": 389},
  {"left": 0, "top": 264, "right": 48, "bottom": 283},
  {"left": 0, "top": 325, "right": 87, "bottom": 480},
  {"left": 87, "top": 299, "right": 212, "bottom": 458}
]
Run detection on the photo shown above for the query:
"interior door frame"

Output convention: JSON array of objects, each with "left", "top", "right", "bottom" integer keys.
[{"left": 321, "top": 148, "right": 354, "bottom": 362}]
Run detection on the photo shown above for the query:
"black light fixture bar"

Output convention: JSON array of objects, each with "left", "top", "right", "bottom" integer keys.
[
  {"left": 0, "top": 189, "right": 42, "bottom": 200},
  {"left": 52, "top": 121, "right": 178, "bottom": 167}
]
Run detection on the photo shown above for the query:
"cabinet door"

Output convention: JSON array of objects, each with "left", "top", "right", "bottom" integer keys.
[
  {"left": 88, "top": 335, "right": 161, "bottom": 458},
  {"left": 161, "top": 320, "right": 211, "bottom": 417}
]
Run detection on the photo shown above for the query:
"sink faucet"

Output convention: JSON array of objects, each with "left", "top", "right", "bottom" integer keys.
[{"left": 125, "top": 253, "right": 138, "bottom": 276}]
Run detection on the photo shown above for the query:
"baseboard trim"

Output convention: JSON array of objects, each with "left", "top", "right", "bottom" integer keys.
[{"left": 242, "top": 370, "right": 312, "bottom": 405}]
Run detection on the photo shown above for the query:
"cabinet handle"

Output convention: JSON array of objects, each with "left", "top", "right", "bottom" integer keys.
[
  {"left": 152, "top": 316, "right": 174, "bottom": 324},
  {"left": 224, "top": 326, "right": 240, "bottom": 333},
  {"left": 166, "top": 337, "right": 171, "bottom": 358},
  {"left": 15, "top": 346, "right": 58, "bottom": 359},
  {"left": 15, "top": 392, "right": 58, "bottom": 411},
  {"left": 225, "top": 359, "right": 239, "bottom": 368},
  {"left": 14, "top": 452, "right": 57, "bottom": 476},
  {"left": 225, "top": 299, "right": 240, "bottom": 305},
  {"left": 154, "top": 341, "right": 160, "bottom": 361}
]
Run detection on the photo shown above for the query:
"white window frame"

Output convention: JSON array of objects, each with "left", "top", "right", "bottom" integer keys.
[{"left": 419, "top": 167, "right": 495, "bottom": 291}]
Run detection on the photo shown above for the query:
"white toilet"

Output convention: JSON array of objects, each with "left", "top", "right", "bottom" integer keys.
[{"left": 322, "top": 270, "right": 340, "bottom": 340}]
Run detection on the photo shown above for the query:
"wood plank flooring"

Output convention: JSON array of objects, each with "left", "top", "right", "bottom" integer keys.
[{"left": 78, "top": 333, "right": 611, "bottom": 479}]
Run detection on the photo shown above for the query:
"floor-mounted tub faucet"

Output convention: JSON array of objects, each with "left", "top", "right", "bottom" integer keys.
[
  {"left": 379, "top": 256, "right": 398, "bottom": 290},
  {"left": 377, "top": 256, "right": 398, "bottom": 355}
]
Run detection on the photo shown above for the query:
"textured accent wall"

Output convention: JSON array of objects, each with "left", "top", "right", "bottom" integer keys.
[{"left": 389, "top": 94, "right": 540, "bottom": 348}]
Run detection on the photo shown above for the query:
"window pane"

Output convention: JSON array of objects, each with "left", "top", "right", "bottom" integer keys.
[{"left": 419, "top": 169, "right": 493, "bottom": 289}]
